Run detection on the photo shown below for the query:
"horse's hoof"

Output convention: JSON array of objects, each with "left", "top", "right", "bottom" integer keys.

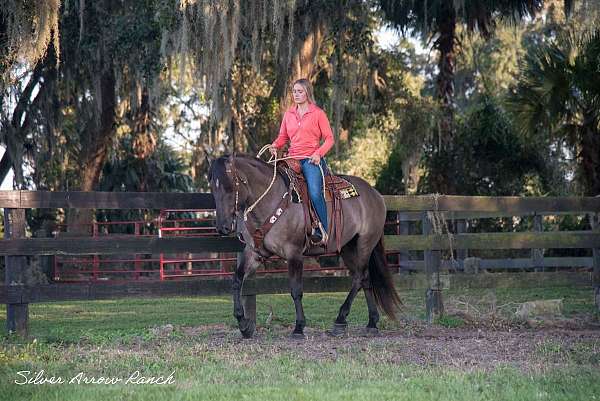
[
  {"left": 290, "top": 332, "right": 306, "bottom": 340},
  {"left": 328, "top": 323, "right": 348, "bottom": 337},
  {"left": 239, "top": 318, "right": 255, "bottom": 339},
  {"left": 361, "top": 327, "right": 381, "bottom": 337}
]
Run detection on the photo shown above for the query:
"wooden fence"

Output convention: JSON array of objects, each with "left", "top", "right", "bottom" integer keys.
[{"left": 1, "top": 190, "right": 599, "bottom": 336}]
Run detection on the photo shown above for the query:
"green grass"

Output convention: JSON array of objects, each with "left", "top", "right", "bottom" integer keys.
[
  {"left": 0, "top": 286, "right": 598, "bottom": 400},
  {"left": 2, "top": 358, "right": 599, "bottom": 401},
  {"left": 0, "top": 285, "right": 594, "bottom": 344}
]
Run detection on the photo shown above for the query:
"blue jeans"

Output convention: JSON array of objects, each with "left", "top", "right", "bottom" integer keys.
[{"left": 300, "top": 157, "right": 329, "bottom": 234}]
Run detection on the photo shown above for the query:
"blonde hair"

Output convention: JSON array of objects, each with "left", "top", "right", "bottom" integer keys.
[{"left": 291, "top": 78, "right": 316, "bottom": 105}]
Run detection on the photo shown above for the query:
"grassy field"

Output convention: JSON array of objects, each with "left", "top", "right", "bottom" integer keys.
[{"left": 1, "top": 285, "right": 599, "bottom": 401}]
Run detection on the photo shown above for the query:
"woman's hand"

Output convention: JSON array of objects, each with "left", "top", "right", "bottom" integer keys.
[
  {"left": 310, "top": 152, "right": 321, "bottom": 165},
  {"left": 269, "top": 145, "right": 278, "bottom": 157}
]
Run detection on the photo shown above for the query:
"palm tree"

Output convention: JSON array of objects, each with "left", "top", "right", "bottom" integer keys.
[
  {"left": 508, "top": 29, "right": 600, "bottom": 195},
  {"left": 377, "top": 0, "right": 556, "bottom": 192}
]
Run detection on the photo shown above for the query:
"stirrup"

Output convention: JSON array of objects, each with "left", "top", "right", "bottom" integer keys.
[{"left": 309, "top": 222, "right": 329, "bottom": 246}]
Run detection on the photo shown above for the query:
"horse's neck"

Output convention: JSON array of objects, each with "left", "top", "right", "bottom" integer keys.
[{"left": 241, "top": 159, "right": 287, "bottom": 224}]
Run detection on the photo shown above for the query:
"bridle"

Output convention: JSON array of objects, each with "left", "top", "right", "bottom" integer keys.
[
  {"left": 221, "top": 153, "right": 292, "bottom": 256},
  {"left": 223, "top": 154, "right": 248, "bottom": 235}
]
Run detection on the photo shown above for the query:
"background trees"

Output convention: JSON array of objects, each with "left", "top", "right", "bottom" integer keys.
[
  {"left": 377, "top": 0, "right": 548, "bottom": 194},
  {"left": 509, "top": 29, "right": 600, "bottom": 196},
  {"left": 0, "top": 0, "right": 598, "bottom": 206}
]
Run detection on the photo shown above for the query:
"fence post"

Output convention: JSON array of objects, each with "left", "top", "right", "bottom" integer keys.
[
  {"left": 4, "top": 208, "right": 29, "bottom": 336},
  {"left": 455, "top": 219, "right": 467, "bottom": 271},
  {"left": 134, "top": 222, "right": 141, "bottom": 280},
  {"left": 532, "top": 214, "right": 544, "bottom": 272},
  {"left": 34, "top": 228, "right": 53, "bottom": 281},
  {"left": 423, "top": 213, "right": 443, "bottom": 323},
  {"left": 591, "top": 213, "right": 600, "bottom": 312},
  {"left": 398, "top": 212, "right": 410, "bottom": 273}
]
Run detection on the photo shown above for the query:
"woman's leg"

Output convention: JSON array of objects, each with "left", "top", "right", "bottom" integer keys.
[{"left": 301, "top": 158, "right": 328, "bottom": 234}]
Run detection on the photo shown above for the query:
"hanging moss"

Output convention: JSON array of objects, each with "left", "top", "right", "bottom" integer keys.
[
  {"left": 158, "top": 0, "right": 308, "bottom": 152},
  {"left": 2, "top": 0, "right": 61, "bottom": 81}
]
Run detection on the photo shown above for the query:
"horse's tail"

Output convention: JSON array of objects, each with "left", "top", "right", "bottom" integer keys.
[{"left": 368, "top": 234, "right": 402, "bottom": 321}]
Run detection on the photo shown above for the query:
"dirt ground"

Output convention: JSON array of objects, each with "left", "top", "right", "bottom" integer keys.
[{"left": 166, "top": 316, "right": 600, "bottom": 373}]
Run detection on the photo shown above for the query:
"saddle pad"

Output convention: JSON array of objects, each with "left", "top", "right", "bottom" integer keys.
[
  {"left": 294, "top": 175, "right": 360, "bottom": 203},
  {"left": 276, "top": 161, "right": 359, "bottom": 203},
  {"left": 324, "top": 181, "right": 359, "bottom": 202}
]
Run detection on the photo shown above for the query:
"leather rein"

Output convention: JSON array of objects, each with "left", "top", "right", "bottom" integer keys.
[{"left": 224, "top": 155, "right": 292, "bottom": 255}]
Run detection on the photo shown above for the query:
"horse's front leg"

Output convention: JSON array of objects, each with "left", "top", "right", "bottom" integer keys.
[
  {"left": 232, "top": 248, "right": 262, "bottom": 338},
  {"left": 288, "top": 257, "right": 306, "bottom": 339}
]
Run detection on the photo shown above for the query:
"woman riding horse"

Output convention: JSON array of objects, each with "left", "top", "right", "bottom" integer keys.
[
  {"left": 207, "top": 79, "right": 401, "bottom": 339},
  {"left": 269, "top": 78, "right": 334, "bottom": 246}
]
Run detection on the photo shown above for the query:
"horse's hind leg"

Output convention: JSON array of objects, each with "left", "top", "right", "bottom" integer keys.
[
  {"left": 335, "top": 235, "right": 381, "bottom": 337},
  {"left": 362, "top": 273, "right": 381, "bottom": 336},
  {"left": 330, "top": 273, "right": 362, "bottom": 337},
  {"left": 330, "top": 236, "right": 369, "bottom": 336}
]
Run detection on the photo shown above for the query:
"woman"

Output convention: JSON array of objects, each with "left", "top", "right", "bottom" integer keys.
[{"left": 269, "top": 78, "right": 335, "bottom": 246}]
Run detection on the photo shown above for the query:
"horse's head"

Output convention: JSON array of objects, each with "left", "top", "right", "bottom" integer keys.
[{"left": 207, "top": 153, "right": 249, "bottom": 235}]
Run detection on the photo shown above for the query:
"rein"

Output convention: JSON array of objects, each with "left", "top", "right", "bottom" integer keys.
[
  {"left": 245, "top": 144, "right": 327, "bottom": 218},
  {"left": 224, "top": 145, "right": 327, "bottom": 253}
]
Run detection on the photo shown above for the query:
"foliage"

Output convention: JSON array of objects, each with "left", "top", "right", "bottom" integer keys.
[
  {"left": 95, "top": 135, "right": 194, "bottom": 233},
  {"left": 508, "top": 28, "right": 600, "bottom": 195},
  {"left": 99, "top": 136, "right": 193, "bottom": 194},
  {"left": 419, "top": 98, "right": 548, "bottom": 196},
  {"left": 378, "top": 0, "right": 544, "bottom": 36},
  {"left": 0, "top": 0, "right": 60, "bottom": 85},
  {"left": 2, "top": 0, "right": 600, "bottom": 208}
]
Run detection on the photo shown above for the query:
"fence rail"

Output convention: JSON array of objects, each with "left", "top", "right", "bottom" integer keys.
[
  {"left": 1, "top": 272, "right": 592, "bottom": 305},
  {"left": 0, "top": 232, "right": 597, "bottom": 255},
  {"left": 1, "top": 190, "right": 599, "bottom": 336},
  {"left": 2, "top": 191, "right": 600, "bottom": 212}
]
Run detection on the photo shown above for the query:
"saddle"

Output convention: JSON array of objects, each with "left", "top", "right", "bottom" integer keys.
[{"left": 276, "top": 158, "right": 359, "bottom": 253}]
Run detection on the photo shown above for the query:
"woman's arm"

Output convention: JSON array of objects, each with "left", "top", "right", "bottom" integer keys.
[
  {"left": 272, "top": 116, "right": 289, "bottom": 149},
  {"left": 315, "top": 110, "right": 335, "bottom": 157}
]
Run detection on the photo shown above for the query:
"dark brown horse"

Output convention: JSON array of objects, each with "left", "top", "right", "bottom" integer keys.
[{"left": 207, "top": 153, "right": 401, "bottom": 338}]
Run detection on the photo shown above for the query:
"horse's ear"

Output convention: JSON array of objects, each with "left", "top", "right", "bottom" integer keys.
[
  {"left": 204, "top": 153, "right": 213, "bottom": 166},
  {"left": 228, "top": 152, "right": 236, "bottom": 166}
]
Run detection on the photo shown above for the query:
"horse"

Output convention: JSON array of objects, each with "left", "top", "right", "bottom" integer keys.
[{"left": 207, "top": 152, "right": 401, "bottom": 338}]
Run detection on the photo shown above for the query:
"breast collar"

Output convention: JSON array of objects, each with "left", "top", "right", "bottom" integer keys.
[{"left": 224, "top": 154, "right": 292, "bottom": 258}]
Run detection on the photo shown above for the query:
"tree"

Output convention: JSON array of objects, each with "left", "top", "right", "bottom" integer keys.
[
  {"left": 377, "top": 0, "right": 553, "bottom": 193},
  {"left": 419, "top": 97, "right": 548, "bottom": 196},
  {"left": 508, "top": 29, "right": 600, "bottom": 195},
  {"left": 95, "top": 135, "right": 194, "bottom": 232},
  {"left": 0, "top": 1, "right": 60, "bottom": 188}
]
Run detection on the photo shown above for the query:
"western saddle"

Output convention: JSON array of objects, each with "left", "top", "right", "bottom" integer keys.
[{"left": 274, "top": 157, "right": 359, "bottom": 253}]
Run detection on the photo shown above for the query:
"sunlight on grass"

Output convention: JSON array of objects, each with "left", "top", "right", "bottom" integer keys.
[{"left": 0, "top": 286, "right": 598, "bottom": 401}]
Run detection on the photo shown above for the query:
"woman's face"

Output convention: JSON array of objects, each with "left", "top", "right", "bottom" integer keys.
[{"left": 292, "top": 84, "right": 308, "bottom": 105}]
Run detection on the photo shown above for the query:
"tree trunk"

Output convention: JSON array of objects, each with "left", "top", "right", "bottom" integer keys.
[
  {"left": 431, "top": 3, "right": 457, "bottom": 194},
  {"left": 1, "top": 39, "right": 60, "bottom": 188},
  {"left": 80, "top": 66, "right": 116, "bottom": 192},
  {"left": 291, "top": 17, "right": 326, "bottom": 84},
  {"left": 272, "top": 10, "right": 326, "bottom": 109},
  {"left": 132, "top": 84, "right": 156, "bottom": 163},
  {"left": 249, "top": 8, "right": 326, "bottom": 155},
  {"left": 68, "top": 49, "right": 116, "bottom": 234},
  {"left": 580, "top": 123, "right": 600, "bottom": 196}
]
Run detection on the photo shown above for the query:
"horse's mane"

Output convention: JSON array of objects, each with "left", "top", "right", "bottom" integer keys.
[{"left": 209, "top": 153, "right": 290, "bottom": 189}]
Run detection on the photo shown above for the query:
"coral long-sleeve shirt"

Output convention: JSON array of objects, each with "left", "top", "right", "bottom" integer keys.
[{"left": 271, "top": 103, "right": 335, "bottom": 158}]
